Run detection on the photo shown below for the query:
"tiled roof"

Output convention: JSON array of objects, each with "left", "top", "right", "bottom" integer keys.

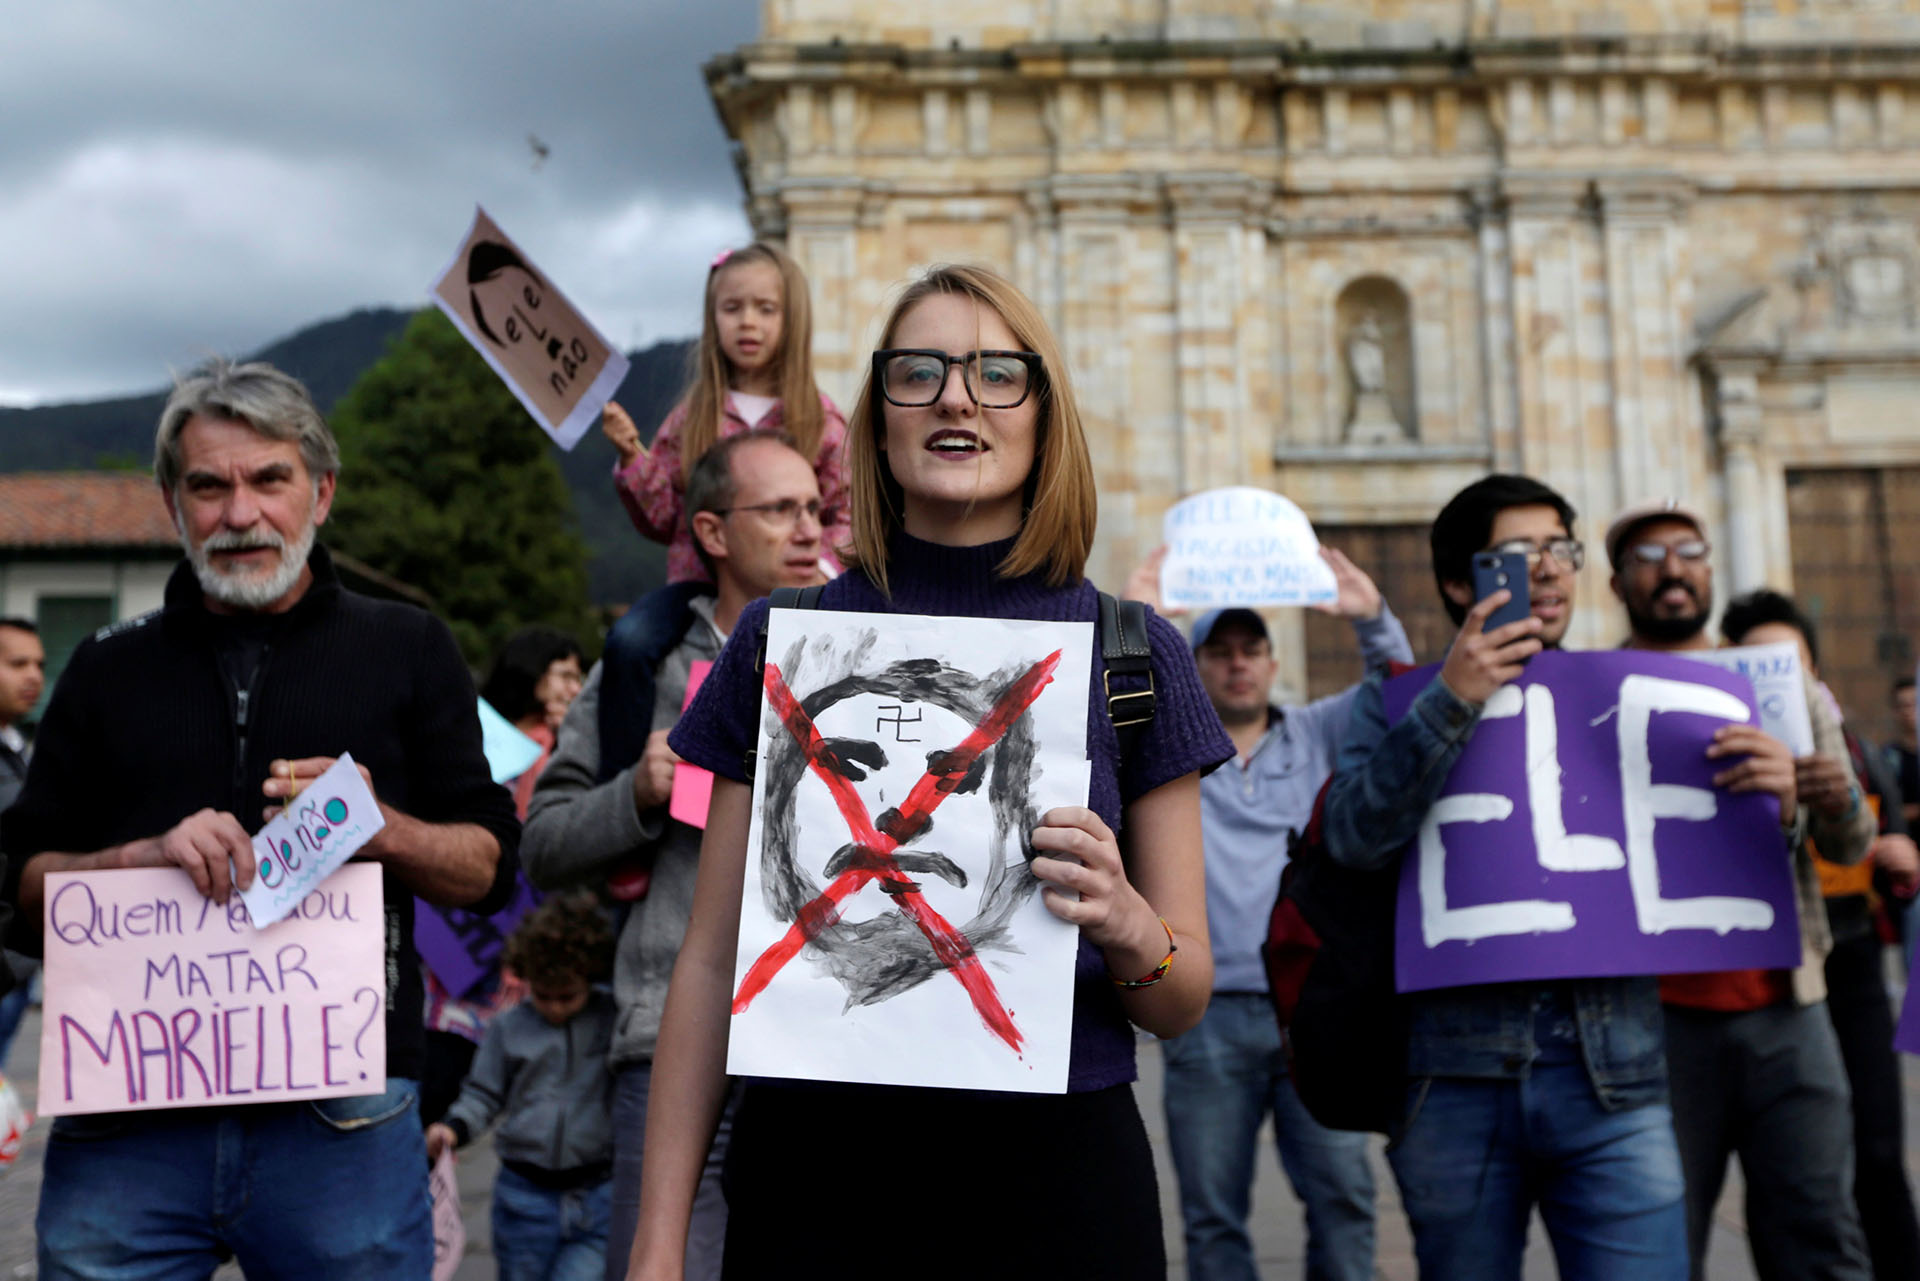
[{"left": 0, "top": 472, "right": 177, "bottom": 549}]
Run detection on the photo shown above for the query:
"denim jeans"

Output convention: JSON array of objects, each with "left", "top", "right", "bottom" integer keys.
[
  {"left": 37, "top": 1078, "right": 431, "bottom": 1280},
  {"left": 1164, "top": 994, "right": 1376, "bottom": 1281},
  {"left": 1386, "top": 1063, "right": 1688, "bottom": 1281},
  {"left": 493, "top": 1164, "right": 611, "bottom": 1281},
  {"left": 0, "top": 955, "right": 35, "bottom": 1071},
  {"left": 606, "top": 1061, "right": 737, "bottom": 1281}
]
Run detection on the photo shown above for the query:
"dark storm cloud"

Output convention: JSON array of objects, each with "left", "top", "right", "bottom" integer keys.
[{"left": 0, "top": 0, "right": 761, "bottom": 402}]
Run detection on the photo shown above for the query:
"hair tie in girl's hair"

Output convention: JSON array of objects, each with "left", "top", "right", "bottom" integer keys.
[{"left": 710, "top": 248, "right": 733, "bottom": 271}]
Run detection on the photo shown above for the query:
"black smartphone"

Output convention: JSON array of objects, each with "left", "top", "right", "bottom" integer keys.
[{"left": 1471, "top": 551, "right": 1531, "bottom": 630}]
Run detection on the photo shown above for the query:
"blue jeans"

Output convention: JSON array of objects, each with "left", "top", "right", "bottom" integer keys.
[
  {"left": 1386, "top": 1062, "right": 1688, "bottom": 1281},
  {"left": 37, "top": 1079, "right": 432, "bottom": 1280},
  {"left": 0, "top": 955, "right": 36, "bottom": 1071},
  {"left": 493, "top": 1164, "right": 611, "bottom": 1281},
  {"left": 606, "top": 1061, "right": 737, "bottom": 1281},
  {"left": 1164, "top": 993, "right": 1376, "bottom": 1281}
]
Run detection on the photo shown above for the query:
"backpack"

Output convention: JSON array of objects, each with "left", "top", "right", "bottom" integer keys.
[
  {"left": 1261, "top": 667, "right": 1416, "bottom": 1136},
  {"left": 747, "top": 585, "right": 1155, "bottom": 779}
]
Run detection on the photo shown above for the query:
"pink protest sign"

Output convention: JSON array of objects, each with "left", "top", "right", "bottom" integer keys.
[
  {"left": 39, "top": 863, "right": 386, "bottom": 1116},
  {"left": 670, "top": 660, "right": 715, "bottom": 829},
  {"left": 430, "top": 1147, "right": 467, "bottom": 1281}
]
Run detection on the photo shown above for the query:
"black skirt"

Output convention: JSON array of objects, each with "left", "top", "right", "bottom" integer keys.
[{"left": 719, "top": 1078, "right": 1166, "bottom": 1280}]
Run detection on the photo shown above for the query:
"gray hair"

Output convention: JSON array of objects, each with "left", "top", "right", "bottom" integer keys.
[{"left": 154, "top": 358, "right": 340, "bottom": 492}]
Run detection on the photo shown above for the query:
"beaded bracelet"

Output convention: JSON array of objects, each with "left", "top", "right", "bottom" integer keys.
[{"left": 1110, "top": 916, "right": 1178, "bottom": 989}]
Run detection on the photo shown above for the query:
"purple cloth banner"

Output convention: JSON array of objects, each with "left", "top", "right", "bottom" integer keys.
[
  {"left": 1382, "top": 651, "right": 1802, "bottom": 994},
  {"left": 1898, "top": 949, "right": 1920, "bottom": 1055},
  {"left": 413, "top": 875, "right": 541, "bottom": 999}
]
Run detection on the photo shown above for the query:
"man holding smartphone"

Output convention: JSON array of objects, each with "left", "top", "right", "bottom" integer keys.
[{"left": 1318, "top": 474, "right": 1688, "bottom": 1279}]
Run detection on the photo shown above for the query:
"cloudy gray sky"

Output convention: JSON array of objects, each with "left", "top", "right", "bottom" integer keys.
[{"left": 0, "top": 0, "right": 761, "bottom": 404}]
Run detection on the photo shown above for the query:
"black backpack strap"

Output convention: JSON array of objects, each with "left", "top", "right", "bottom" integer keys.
[
  {"left": 747, "top": 585, "right": 829, "bottom": 780},
  {"left": 1098, "top": 590, "right": 1156, "bottom": 757}
]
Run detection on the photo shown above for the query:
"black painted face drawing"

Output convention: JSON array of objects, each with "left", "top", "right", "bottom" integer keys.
[{"left": 758, "top": 627, "right": 1046, "bottom": 1009}]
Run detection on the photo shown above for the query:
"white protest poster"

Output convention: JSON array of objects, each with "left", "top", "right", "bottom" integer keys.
[
  {"left": 728, "top": 609, "right": 1094, "bottom": 1094},
  {"left": 40, "top": 864, "right": 385, "bottom": 1117},
  {"left": 239, "top": 754, "right": 385, "bottom": 929},
  {"left": 430, "top": 206, "right": 630, "bottom": 450},
  {"left": 1160, "top": 486, "right": 1338, "bottom": 610},
  {"left": 1679, "top": 642, "right": 1816, "bottom": 757}
]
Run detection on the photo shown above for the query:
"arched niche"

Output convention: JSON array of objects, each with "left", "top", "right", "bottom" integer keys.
[{"left": 1335, "top": 276, "right": 1416, "bottom": 444}]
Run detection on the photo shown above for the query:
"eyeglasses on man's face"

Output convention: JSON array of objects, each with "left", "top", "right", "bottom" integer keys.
[
  {"left": 1622, "top": 538, "right": 1710, "bottom": 566},
  {"left": 873, "top": 349, "right": 1044, "bottom": 409},
  {"left": 717, "top": 498, "right": 826, "bottom": 528},
  {"left": 1488, "top": 537, "right": 1586, "bottom": 572}
]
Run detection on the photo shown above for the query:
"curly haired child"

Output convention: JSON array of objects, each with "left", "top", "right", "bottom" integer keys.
[{"left": 427, "top": 892, "right": 617, "bottom": 1281}]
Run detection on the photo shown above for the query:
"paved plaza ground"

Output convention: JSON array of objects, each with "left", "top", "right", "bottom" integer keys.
[{"left": 2, "top": 1003, "right": 1916, "bottom": 1279}]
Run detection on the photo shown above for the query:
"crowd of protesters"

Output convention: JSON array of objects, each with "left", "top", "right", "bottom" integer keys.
[{"left": 0, "top": 244, "right": 1914, "bottom": 1281}]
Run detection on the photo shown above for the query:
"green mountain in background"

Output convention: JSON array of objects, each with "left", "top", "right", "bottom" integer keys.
[{"left": 0, "top": 307, "right": 694, "bottom": 605}]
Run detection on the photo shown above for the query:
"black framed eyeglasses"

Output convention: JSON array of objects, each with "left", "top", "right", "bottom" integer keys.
[
  {"left": 872, "top": 349, "right": 1044, "bottom": 409},
  {"left": 716, "top": 498, "right": 826, "bottom": 528},
  {"left": 1488, "top": 537, "right": 1586, "bottom": 572},
  {"left": 1622, "top": 538, "right": 1710, "bottom": 565}
]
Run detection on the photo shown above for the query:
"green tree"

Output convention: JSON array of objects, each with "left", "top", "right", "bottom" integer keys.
[{"left": 327, "top": 309, "right": 597, "bottom": 666}]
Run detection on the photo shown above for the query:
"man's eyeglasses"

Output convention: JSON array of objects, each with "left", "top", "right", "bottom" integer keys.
[
  {"left": 1622, "top": 538, "right": 1710, "bottom": 565},
  {"left": 1488, "top": 538, "right": 1586, "bottom": 572},
  {"left": 716, "top": 498, "right": 826, "bottom": 528},
  {"left": 873, "top": 349, "right": 1044, "bottom": 409}
]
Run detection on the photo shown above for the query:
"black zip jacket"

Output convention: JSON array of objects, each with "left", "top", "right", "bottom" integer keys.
[{"left": 0, "top": 544, "right": 520, "bottom": 1078}]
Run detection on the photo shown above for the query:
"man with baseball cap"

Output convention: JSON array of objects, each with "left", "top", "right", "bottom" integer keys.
[
  {"left": 1156, "top": 550, "right": 1412, "bottom": 1281},
  {"left": 1607, "top": 498, "right": 1875, "bottom": 1280}
]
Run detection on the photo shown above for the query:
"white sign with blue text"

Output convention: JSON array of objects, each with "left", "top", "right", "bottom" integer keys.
[
  {"left": 1159, "top": 486, "right": 1337, "bottom": 610},
  {"left": 237, "top": 755, "right": 385, "bottom": 929},
  {"left": 1678, "top": 642, "right": 1815, "bottom": 758}
]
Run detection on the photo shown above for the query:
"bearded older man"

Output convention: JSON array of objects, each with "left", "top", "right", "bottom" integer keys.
[{"left": 0, "top": 358, "right": 520, "bottom": 1280}]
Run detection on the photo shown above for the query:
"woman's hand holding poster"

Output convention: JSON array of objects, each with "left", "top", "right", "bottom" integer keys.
[{"left": 1383, "top": 651, "right": 1802, "bottom": 993}]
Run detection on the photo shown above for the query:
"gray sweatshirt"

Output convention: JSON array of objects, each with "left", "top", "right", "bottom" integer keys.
[
  {"left": 442, "top": 989, "right": 617, "bottom": 1173},
  {"left": 521, "top": 602, "right": 724, "bottom": 1067}
]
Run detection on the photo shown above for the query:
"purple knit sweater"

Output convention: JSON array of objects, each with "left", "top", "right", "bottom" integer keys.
[{"left": 670, "top": 531, "right": 1232, "bottom": 1091}]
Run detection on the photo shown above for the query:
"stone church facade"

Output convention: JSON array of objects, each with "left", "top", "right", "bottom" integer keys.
[{"left": 706, "top": 0, "right": 1920, "bottom": 736}]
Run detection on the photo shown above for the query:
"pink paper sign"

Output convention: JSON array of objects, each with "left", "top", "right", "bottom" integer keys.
[
  {"left": 430, "top": 1146, "right": 467, "bottom": 1281},
  {"left": 670, "top": 660, "right": 715, "bottom": 829},
  {"left": 39, "top": 863, "right": 387, "bottom": 1117}
]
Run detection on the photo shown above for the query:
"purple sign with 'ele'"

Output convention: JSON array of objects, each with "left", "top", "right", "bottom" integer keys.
[
  {"left": 414, "top": 876, "right": 540, "bottom": 1000},
  {"left": 1382, "top": 651, "right": 1802, "bottom": 994}
]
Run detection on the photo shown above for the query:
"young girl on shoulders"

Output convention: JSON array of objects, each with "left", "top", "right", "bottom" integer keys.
[{"left": 601, "top": 242, "right": 849, "bottom": 583}]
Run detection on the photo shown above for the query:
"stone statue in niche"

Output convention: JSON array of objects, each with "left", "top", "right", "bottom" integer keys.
[
  {"left": 1345, "top": 310, "right": 1408, "bottom": 443},
  {"left": 1813, "top": 213, "right": 1918, "bottom": 331}
]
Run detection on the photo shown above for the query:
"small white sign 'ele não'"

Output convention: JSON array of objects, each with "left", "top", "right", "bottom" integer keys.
[
  {"left": 238, "top": 754, "right": 385, "bottom": 929},
  {"left": 1159, "top": 486, "right": 1337, "bottom": 610}
]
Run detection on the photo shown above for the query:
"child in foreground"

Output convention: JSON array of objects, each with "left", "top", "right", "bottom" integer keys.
[{"left": 427, "top": 892, "right": 617, "bottom": 1281}]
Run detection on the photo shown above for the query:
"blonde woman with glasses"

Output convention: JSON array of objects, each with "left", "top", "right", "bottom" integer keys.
[{"left": 627, "top": 266, "right": 1232, "bottom": 1281}]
